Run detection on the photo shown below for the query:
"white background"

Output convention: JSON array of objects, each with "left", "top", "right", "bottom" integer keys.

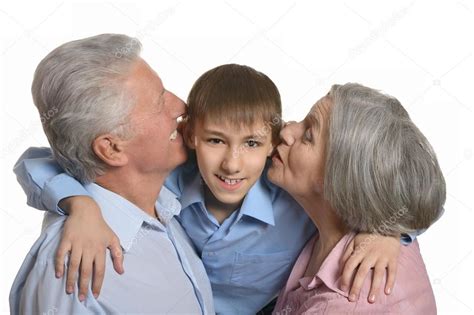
[{"left": 1, "top": 0, "right": 473, "bottom": 314}]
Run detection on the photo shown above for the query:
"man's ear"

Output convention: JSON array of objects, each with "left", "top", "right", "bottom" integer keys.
[{"left": 92, "top": 134, "right": 128, "bottom": 167}]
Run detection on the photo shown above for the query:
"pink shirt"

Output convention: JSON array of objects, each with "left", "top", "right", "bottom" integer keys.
[{"left": 273, "top": 233, "right": 436, "bottom": 315}]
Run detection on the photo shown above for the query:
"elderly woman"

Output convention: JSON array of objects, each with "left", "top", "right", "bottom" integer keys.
[{"left": 269, "top": 83, "right": 445, "bottom": 314}]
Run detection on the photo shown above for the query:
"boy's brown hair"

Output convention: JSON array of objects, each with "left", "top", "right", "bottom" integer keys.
[{"left": 186, "top": 64, "right": 282, "bottom": 143}]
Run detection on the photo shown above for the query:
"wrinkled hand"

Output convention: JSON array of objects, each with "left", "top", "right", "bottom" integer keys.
[
  {"left": 56, "top": 196, "right": 124, "bottom": 301},
  {"left": 340, "top": 233, "right": 401, "bottom": 303}
]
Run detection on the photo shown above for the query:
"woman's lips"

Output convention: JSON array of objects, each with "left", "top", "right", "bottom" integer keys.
[{"left": 271, "top": 148, "right": 283, "bottom": 164}]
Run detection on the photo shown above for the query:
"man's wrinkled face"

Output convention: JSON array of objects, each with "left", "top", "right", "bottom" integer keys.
[{"left": 124, "top": 59, "right": 187, "bottom": 176}]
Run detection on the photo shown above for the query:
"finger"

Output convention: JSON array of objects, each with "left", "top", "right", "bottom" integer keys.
[
  {"left": 109, "top": 239, "right": 124, "bottom": 274},
  {"left": 340, "top": 253, "right": 362, "bottom": 292},
  {"left": 55, "top": 241, "right": 71, "bottom": 278},
  {"left": 368, "top": 265, "right": 386, "bottom": 303},
  {"left": 385, "top": 261, "right": 398, "bottom": 295},
  {"left": 78, "top": 251, "right": 94, "bottom": 302},
  {"left": 348, "top": 261, "right": 373, "bottom": 302},
  {"left": 340, "top": 239, "right": 355, "bottom": 267},
  {"left": 92, "top": 253, "right": 106, "bottom": 299},
  {"left": 65, "top": 247, "right": 82, "bottom": 295}
]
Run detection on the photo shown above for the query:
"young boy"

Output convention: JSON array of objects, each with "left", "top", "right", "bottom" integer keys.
[{"left": 14, "top": 64, "right": 412, "bottom": 314}]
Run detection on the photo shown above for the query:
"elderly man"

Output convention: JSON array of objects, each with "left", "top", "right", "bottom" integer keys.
[{"left": 9, "top": 34, "right": 214, "bottom": 314}]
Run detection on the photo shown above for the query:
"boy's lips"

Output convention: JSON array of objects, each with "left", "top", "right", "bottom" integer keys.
[{"left": 215, "top": 174, "right": 244, "bottom": 191}]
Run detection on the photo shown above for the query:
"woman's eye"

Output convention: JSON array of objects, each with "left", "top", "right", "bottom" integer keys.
[
  {"left": 208, "top": 138, "right": 224, "bottom": 144},
  {"left": 245, "top": 140, "right": 260, "bottom": 148},
  {"left": 304, "top": 128, "right": 313, "bottom": 142}
]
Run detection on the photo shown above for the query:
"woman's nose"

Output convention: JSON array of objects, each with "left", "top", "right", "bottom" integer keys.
[{"left": 280, "top": 121, "right": 297, "bottom": 146}]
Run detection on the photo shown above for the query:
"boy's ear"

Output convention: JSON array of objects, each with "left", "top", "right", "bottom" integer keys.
[
  {"left": 266, "top": 144, "right": 274, "bottom": 157},
  {"left": 92, "top": 134, "right": 129, "bottom": 167},
  {"left": 183, "top": 121, "right": 196, "bottom": 149}
]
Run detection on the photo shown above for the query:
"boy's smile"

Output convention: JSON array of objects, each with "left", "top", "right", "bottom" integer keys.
[{"left": 189, "top": 120, "right": 274, "bottom": 220}]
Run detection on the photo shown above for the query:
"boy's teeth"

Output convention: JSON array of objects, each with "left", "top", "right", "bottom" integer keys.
[
  {"left": 218, "top": 175, "right": 242, "bottom": 185},
  {"left": 169, "top": 130, "right": 177, "bottom": 140}
]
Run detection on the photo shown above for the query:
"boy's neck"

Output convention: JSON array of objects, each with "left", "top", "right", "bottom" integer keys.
[{"left": 204, "top": 186, "right": 243, "bottom": 224}]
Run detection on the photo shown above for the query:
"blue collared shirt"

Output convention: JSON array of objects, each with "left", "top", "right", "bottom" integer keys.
[
  {"left": 10, "top": 168, "right": 214, "bottom": 314},
  {"left": 165, "top": 158, "right": 316, "bottom": 314}
]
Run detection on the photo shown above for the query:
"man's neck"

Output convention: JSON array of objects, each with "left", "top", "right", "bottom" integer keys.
[{"left": 95, "top": 169, "right": 166, "bottom": 219}]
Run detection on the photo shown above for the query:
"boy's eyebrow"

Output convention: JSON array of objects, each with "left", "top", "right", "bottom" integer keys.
[
  {"left": 203, "top": 129, "right": 227, "bottom": 137},
  {"left": 203, "top": 128, "right": 269, "bottom": 140}
]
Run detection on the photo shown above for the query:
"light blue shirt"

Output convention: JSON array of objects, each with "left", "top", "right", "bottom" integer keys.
[
  {"left": 13, "top": 147, "right": 423, "bottom": 314},
  {"left": 165, "top": 157, "right": 316, "bottom": 314},
  {"left": 10, "top": 166, "right": 214, "bottom": 314}
]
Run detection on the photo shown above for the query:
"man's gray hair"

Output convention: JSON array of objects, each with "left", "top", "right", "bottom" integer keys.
[
  {"left": 324, "top": 83, "right": 446, "bottom": 236},
  {"left": 32, "top": 34, "right": 142, "bottom": 183}
]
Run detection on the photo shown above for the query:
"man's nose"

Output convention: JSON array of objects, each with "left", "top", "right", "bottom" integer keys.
[{"left": 173, "top": 93, "right": 186, "bottom": 115}]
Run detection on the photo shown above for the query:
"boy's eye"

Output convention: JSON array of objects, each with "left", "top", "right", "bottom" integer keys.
[
  {"left": 245, "top": 140, "right": 261, "bottom": 148},
  {"left": 207, "top": 138, "right": 224, "bottom": 145}
]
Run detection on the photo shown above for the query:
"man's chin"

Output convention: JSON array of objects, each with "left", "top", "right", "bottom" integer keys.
[{"left": 171, "top": 151, "right": 188, "bottom": 168}]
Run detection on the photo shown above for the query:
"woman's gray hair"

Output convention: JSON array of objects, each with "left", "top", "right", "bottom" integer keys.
[
  {"left": 324, "top": 83, "right": 446, "bottom": 236},
  {"left": 32, "top": 34, "right": 142, "bottom": 183}
]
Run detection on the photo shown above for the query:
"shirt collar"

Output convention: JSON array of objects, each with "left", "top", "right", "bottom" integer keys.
[
  {"left": 155, "top": 185, "right": 182, "bottom": 223},
  {"left": 281, "top": 233, "right": 355, "bottom": 298},
  {"left": 238, "top": 175, "right": 275, "bottom": 226},
  {"left": 180, "top": 172, "right": 206, "bottom": 210},
  {"left": 84, "top": 183, "right": 181, "bottom": 252},
  {"left": 300, "top": 233, "right": 355, "bottom": 297},
  {"left": 179, "top": 170, "right": 275, "bottom": 226}
]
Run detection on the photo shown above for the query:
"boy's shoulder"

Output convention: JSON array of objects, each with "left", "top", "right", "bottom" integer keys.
[
  {"left": 260, "top": 161, "right": 297, "bottom": 205},
  {"left": 165, "top": 154, "right": 200, "bottom": 197}
]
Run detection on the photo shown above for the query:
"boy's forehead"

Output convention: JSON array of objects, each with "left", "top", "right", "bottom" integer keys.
[{"left": 198, "top": 118, "right": 272, "bottom": 138}]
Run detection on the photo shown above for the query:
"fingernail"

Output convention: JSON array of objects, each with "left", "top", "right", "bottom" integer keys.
[
  {"left": 369, "top": 295, "right": 376, "bottom": 303},
  {"left": 55, "top": 272, "right": 61, "bottom": 278},
  {"left": 340, "top": 285, "right": 348, "bottom": 292},
  {"left": 349, "top": 293, "right": 357, "bottom": 302},
  {"left": 386, "top": 287, "right": 391, "bottom": 295},
  {"left": 79, "top": 294, "right": 85, "bottom": 301},
  {"left": 93, "top": 293, "right": 99, "bottom": 299},
  {"left": 66, "top": 286, "right": 73, "bottom": 294}
]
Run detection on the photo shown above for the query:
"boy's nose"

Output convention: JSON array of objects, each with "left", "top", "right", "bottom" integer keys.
[{"left": 221, "top": 149, "right": 242, "bottom": 174}]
